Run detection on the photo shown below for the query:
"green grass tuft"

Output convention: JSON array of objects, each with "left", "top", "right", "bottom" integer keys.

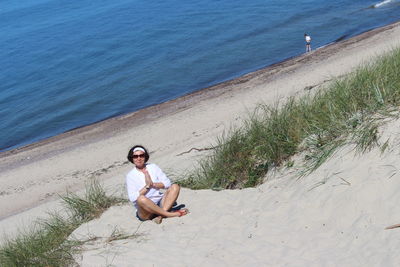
[
  {"left": 0, "top": 179, "right": 126, "bottom": 267},
  {"left": 61, "top": 179, "right": 126, "bottom": 222},
  {"left": 179, "top": 47, "right": 400, "bottom": 189}
]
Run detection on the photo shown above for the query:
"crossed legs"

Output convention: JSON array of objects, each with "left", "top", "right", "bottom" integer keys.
[{"left": 136, "top": 184, "right": 185, "bottom": 223}]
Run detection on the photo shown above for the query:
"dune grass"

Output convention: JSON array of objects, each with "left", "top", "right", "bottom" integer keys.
[
  {"left": 178, "top": 47, "right": 400, "bottom": 189},
  {"left": 0, "top": 180, "right": 126, "bottom": 267},
  {"left": 2, "top": 45, "right": 400, "bottom": 267}
]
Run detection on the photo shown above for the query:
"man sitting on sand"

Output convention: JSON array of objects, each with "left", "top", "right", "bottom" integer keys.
[{"left": 126, "top": 145, "right": 189, "bottom": 224}]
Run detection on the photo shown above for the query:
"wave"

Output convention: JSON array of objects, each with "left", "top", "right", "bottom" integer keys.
[{"left": 371, "top": 0, "right": 394, "bottom": 8}]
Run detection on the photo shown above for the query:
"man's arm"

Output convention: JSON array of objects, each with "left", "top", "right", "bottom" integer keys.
[
  {"left": 152, "top": 164, "right": 172, "bottom": 189},
  {"left": 152, "top": 182, "right": 165, "bottom": 190}
]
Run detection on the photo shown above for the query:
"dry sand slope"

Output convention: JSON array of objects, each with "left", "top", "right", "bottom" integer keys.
[
  {"left": 1, "top": 22, "right": 400, "bottom": 224},
  {"left": 0, "top": 21, "right": 400, "bottom": 265},
  {"left": 72, "top": 117, "right": 400, "bottom": 266}
]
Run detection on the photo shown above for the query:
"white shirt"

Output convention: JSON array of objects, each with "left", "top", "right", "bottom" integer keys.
[
  {"left": 126, "top": 163, "right": 172, "bottom": 207},
  {"left": 305, "top": 35, "right": 311, "bottom": 43}
]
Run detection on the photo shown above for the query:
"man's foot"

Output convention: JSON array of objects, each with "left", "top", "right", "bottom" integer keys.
[
  {"left": 153, "top": 216, "right": 163, "bottom": 224},
  {"left": 174, "top": 208, "right": 189, "bottom": 217}
]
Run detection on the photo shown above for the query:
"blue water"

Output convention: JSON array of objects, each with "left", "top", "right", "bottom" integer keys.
[{"left": 1, "top": 0, "right": 400, "bottom": 151}]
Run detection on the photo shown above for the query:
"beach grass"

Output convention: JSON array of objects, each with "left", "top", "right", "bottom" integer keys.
[
  {"left": 2, "top": 41, "right": 400, "bottom": 267},
  {"left": 0, "top": 179, "right": 126, "bottom": 267},
  {"left": 61, "top": 179, "right": 125, "bottom": 222},
  {"left": 178, "top": 47, "right": 400, "bottom": 189}
]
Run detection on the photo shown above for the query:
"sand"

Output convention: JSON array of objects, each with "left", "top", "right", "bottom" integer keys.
[
  {"left": 72, "top": 118, "right": 400, "bottom": 266},
  {"left": 1, "top": 21, "right": 400, "bottom": 266}
]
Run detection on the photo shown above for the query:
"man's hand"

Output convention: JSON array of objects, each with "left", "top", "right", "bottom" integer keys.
[{"left": 141, "top": 168, "right": 153, "bottom": 188}]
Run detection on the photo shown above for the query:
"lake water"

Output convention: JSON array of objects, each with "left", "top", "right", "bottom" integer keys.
[{"left": 1, "top": 0, "right": 400, "bottom": 151}]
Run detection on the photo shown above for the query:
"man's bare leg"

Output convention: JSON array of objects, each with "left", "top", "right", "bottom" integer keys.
[
  {"left": 162, "top": 184, "right": 181, "bottom": 210},
  {"left": 136, "top": 195, "right": 180, "bottom": 221},
  {"left": 154, "top": 184, "right": 182, "bottom": 224}
]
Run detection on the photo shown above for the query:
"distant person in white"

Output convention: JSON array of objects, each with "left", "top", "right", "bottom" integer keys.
[
  {"left": 126, "top": 145, "right": 189, "bottom": 224},
  {"left": 304, "top": 33, "right": 311, "bottom": 52}
]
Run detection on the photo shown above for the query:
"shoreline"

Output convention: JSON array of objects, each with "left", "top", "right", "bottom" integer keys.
[
  {"left": 2, "top": 20, "right": 400, "bottom": 168},
  {"left": 0, "top": 20, "right": 400, "bottom": 223}
]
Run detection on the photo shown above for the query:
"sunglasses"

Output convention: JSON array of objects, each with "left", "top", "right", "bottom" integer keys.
[{"left": 132, "top": 154, "right": 146, "bottom": 159}]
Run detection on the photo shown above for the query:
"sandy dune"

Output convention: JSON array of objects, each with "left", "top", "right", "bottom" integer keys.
[
  {"left": 72, "top": 118, "right": 400, "bottom": 266},
  {"left": 1, "top": 21, "right": 400, "bottom": 266}
]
